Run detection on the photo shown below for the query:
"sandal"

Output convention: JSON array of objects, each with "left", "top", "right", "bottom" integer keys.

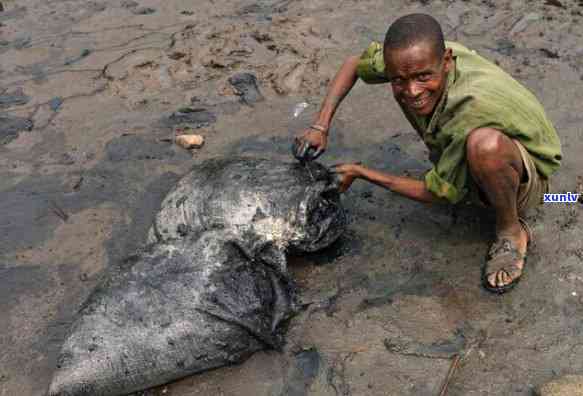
[{"left": 482, "top": 218, "right": 532, "bottom": 294}]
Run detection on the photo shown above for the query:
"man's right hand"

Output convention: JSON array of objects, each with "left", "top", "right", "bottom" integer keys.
[
  {"left": 293, "top": 127, "right": 328, "bottom": 161},
  {"left": 292, "top": 54, "right": 360, "bottom": 161}
]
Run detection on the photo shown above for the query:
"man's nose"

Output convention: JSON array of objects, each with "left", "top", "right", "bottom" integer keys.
[{"left": 405, "top": 81, "right": 423, "bottom": 98}]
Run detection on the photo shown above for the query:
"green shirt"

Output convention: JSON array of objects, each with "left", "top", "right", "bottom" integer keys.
[{"left": 356, "top": 41, "right": 562, "bottom": 204}]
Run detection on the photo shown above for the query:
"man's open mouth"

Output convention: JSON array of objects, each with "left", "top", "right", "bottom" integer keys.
[{"left": 407, "top": 94, "right": 431, "bottom": 109}]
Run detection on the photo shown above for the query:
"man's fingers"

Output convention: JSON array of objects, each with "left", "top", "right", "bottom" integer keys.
[
  {"left": 312, "top": 147, "right": 324, "bottom": 160},
  {"left": 327, "top": 173, "right": 343, "bottom": 192},
  {"left": 291, "top": 141, "right": 301, "bottom": 159},
  {"left": 292, "top": 140, "right": 309, "bottom": 160},
  {"left": 329, "top": 165, "right": 349, "bottom": 175},
  {"left": 298, "top": 141, "right": 310, "bottom": 159}
]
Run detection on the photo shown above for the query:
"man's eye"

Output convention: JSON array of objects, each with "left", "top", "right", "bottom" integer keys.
[{"left": 417, "top": 74, "right": 432, "bottom": 82}]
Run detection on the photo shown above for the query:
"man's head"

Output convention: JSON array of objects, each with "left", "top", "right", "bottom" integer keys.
[{"left": 383, "top": 14, "right": 452, "bottom": 117}]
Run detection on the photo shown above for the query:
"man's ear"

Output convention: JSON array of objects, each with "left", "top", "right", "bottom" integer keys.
[{"left": 443, "top": 48, "right": 453, "bottom": 73}]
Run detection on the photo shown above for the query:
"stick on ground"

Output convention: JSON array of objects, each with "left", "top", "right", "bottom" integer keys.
[{"left": 438, "top": 354, "right": 461, "bottom": 396}]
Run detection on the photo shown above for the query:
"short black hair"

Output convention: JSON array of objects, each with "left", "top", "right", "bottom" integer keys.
[{"left": 383, "top": 14, "right": 445, "bottom": 58}]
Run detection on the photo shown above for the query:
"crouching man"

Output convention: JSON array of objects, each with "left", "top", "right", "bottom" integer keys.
[{"left": 294, "top": 13, "right": 562, "bottom": 293}]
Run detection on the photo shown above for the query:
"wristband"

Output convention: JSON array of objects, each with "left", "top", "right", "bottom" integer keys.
[{"left": 309, "top": 124, "right": 328, "bottom": 134}]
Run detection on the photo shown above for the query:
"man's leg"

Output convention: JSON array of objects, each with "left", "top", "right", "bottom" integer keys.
[{"left": 466, "top": 128, "right": 528, "bottom": 289}]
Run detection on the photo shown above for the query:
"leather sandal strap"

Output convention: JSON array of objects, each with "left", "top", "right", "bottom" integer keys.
[
  {"left": 518, "top": 217, "right": 533, "bottom": 246},
  {"left": 486, "top": 238, "right": 525, "bottom": 275}
]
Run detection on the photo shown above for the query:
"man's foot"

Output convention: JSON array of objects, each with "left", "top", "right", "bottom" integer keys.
[{"left": 483, "top": 221, "right": 530, "bottom": 294}]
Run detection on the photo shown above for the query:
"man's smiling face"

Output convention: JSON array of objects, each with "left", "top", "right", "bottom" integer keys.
[{"left": 384, "top": 42, "right": 452, "bottom": 117}]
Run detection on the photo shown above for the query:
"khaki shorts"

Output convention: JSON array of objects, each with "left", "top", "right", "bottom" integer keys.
[{"left": 472, "top": 139, "right": 549, "bottom": 215}]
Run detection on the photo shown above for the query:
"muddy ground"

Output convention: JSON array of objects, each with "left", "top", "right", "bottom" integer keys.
[{"left": 1, "top": 0, "right": 583, "bottom": 395}]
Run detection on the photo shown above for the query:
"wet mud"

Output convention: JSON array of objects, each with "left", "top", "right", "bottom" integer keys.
[{"left": 1, "top": 0, "right": 583, "bottom": 395}]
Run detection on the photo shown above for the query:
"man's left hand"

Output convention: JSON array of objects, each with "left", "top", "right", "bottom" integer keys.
[{"left": 330, "top": 163, "right": 363, "bottom": 193}]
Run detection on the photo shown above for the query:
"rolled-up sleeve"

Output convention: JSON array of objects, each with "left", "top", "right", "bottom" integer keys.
[
  {"left": 424, "top": 134, "right": 469, "bottom": 204},
  {"left": 356, "top": 42, "right": 390, "bottom": 84}
]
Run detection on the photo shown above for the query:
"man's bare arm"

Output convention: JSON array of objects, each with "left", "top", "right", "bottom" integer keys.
[
  {"left": 332, "top": 164, "right": 443, "bottom": 204},
  {"left": 359, "top": 167, "right": 440, "bottom": 203},
  {"left": 313, "top": 55, "right": 361, "bottom": 130},
  {"left": 293, "top": 55, "right": 361, "bottom": 159}
]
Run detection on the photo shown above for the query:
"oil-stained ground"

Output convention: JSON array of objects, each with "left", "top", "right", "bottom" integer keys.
[{"left": 1, "top": 0, "right": 583, "bottom": 395}]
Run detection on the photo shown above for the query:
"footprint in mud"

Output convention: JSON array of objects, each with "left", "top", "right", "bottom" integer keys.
[
  {"left": 0, "top": 114, "right": 33, "bottom": 145},
  {"left": 160, "top": 107, "right": 217, "bottom": 129},
  {"left": 105, "top": 135, "right": 189, "bottom": 162},
  {"left": 120, "top": 0, "right": 139, "bottom": 8},
  {"left": 357, "top": 270, "right": 446, "bottom": 310},
  {"left": 228, "top": 73, "right": 265, "bottom": 105},
  {"left": 0, "top": 88, "right": 30, "bottom": 109},
  {"left": 280, "top": 348, "right": 321, "bottom": 396},
  {"left": 132, "top": 7, "right": 156, "bottom": 15},
  {"left": 383, "top": 328, "right": 467, "bottom": 359}
]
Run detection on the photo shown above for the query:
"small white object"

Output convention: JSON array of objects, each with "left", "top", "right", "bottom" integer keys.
[
  {"left": 509, "top": 13, "right": 540, "bottom": 36},
  {"left": 176, "top": 134, "right": 204, "bottom": 149},
  {"left": 292, "top": 102, "right": 310, "bottom": 118},
  {"left": 572, "top": 292, "right": 578, "bottom": 296}
]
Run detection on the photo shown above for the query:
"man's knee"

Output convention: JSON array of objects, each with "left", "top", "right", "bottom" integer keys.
[
  {"left": 466, "top": 128, "right": 506, "bottom": 163},
  {"left": 466, "top": 128, "right": 524, "bottom": 180}
]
